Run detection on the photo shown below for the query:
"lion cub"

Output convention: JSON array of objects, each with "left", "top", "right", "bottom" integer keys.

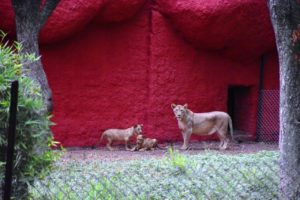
[
  {"left": 100, "top": 124, "right": 143, "bottom": 151},
  {"left": 131, "top": 134, "right": 159, "bottom": 151}
]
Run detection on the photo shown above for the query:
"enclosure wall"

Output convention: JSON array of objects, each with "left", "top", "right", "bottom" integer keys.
[{"left": 0, "top": 0, "right": 279, "bottom": 147}]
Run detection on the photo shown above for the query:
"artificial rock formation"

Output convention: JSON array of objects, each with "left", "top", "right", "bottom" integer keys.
[{"left": 0, "top": 0, "right": 279, "bottom": 147}]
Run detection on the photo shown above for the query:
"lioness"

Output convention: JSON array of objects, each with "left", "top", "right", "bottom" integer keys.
[
  {"left": 100, "top": 124, "right": 143, "bottom": 151},
  {"left": 171, "top": 104, "right": 234, "bottom": 150},
  {"left": 131, "top": 135, "right": 160, "bottom": 151}
]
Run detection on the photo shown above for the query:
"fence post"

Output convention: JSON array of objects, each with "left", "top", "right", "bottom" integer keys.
[{"left": 3, "top": 80, "right": 19, "bottom": 200}]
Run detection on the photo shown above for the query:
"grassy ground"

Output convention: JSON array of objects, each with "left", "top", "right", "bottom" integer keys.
[{"left": 29, "top": 150, "right": 279, "bottom": 200}]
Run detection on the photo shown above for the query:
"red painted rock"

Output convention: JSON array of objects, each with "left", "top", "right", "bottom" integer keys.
[
  {"left": 40, "top": 0, "right": 105, "bottom": 43},
  {"left": 0, "top": 1, "right": 15, "bottom": 35},
  {"left": 0, "top": 0, "right": 279, "bottom": 147},
  {"left": 0, "top": 0, "right": 146, "bottom": 43},
  {"left": 156, "top": 0, "right": 275, "bottom": 59},
  {"left": 94, "top": 0, "right": 147, "bottom": 24}
]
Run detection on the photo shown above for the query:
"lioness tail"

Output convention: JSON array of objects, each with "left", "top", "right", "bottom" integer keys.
[{"left": 228, "top": 117, "right": 236, "bottom": 142}]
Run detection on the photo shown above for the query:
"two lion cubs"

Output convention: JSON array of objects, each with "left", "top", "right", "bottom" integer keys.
[{"left": 100, "top": 124, "right": 159, "bottom": 151}]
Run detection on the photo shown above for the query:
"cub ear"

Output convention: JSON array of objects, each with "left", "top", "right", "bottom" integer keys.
[
  {"left": 183, "top": 104, "right": 188, "bottom": 109},
  {"left": 171, "top": 103, "right": 176, "bottom": 109}
]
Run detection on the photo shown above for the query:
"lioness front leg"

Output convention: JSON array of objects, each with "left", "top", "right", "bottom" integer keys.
[{"left": 181, "top": 131, "right": 192, "bottom": 150}]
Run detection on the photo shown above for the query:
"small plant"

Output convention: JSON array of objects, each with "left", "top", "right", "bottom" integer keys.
[{"left": 167, "top": 147, "right": 187, "bottom": 173}]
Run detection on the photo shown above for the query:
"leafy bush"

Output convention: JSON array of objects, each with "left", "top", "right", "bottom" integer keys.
[{"left": 0, "top": 31, "right": 60, "bottom": 199}]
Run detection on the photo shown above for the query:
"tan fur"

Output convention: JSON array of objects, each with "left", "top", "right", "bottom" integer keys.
[
  {"left": 171, "top": 104, "right": 234, "bottom": 150},
  {"left": 131, "top": 135, "right": 159, "bottom": 151},
  {"left": 100, "top": 124, "right": 143, "bottom": 151}
]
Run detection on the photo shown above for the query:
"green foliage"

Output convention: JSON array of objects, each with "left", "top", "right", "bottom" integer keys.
[
  {"left": 165, "top": 147, "right": 187, "bottom": 173},
  {"left": 30, "top": 151, "right": 279, "bottom": 200},
  {"left": 0, "top": 31, "right": 61, "bottom": 199}
]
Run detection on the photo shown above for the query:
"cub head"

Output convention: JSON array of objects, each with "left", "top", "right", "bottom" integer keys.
[
  {"left": 136, "top": 134, "right": 144, "bottom": 145},
  {"left": 171, "top": 103, "right": 188, "bottom": 121},
  {"left": 133, "top": 124, "right": 143, "bottom": 135}
]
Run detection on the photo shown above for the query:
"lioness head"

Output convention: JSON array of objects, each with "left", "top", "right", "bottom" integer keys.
[
  {"left": 171, "top": 103, "right": 188, "bottom": 121},
  {"left": 133, "top": 124, "right": 143, "bottom": 135}
]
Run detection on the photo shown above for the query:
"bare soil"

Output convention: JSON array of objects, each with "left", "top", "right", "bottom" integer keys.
[{"left": 62, "top": 141, "right": 278, "bottom": 162}]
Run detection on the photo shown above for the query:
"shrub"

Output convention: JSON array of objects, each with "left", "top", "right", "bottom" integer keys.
[
  {"left": 0, "top": 31, "right": 60, "bottom": 199},
  {"left": 165, "top": 147, "right": 187, "bottom": 173}
]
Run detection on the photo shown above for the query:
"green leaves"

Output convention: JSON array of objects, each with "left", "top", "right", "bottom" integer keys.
[
  {"left": 0, "top": 31, "right": 59, "bottom": 199},
  {"left": 165, "top": 147, "right": 188, "bottom": 173}
]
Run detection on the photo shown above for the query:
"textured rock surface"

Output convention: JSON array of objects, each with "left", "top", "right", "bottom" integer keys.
[
  {"left": 156, "top": 0, "right": 276, "bottom": 59},
  {"left": 0, "top": 1, "right": 15, "bottom": 35},
  {"left": 40, "top": 0, "right": 105, "bottom": 43},
  {"left": 148, "top": 10, "right": 261, "bottom": 142},
  {"left": 42, "top": 9, "right": 150, "bottom": 147},
  {"left": 0, "top": 0, "right": 146, "bottom": 43},
  {"left": 94, "top": 0, "right": 146, "bottom": 24},
  {"left": 41, "top": 0, "right": 146, "bottom": 43},
  {"left": 0, "top": 0, "right": 279, "bottom": 147}
]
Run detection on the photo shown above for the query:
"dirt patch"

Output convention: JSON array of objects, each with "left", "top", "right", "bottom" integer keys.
[{"left": 61, "top": 141, "right": 278, "bottom": 162}]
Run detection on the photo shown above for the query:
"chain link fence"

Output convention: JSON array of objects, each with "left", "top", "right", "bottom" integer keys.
[
  {"left": 257, "top": 90, "right": 279, "bottom": 142},
  {"left": 2, "top": 89, "right": 281, "bottom": 200},
  {"left": 25, "top": 146, "right": 279, "bottom": 200}
]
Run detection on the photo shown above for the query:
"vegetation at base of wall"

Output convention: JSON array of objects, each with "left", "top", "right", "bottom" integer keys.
[
  {"left": 0, "top": 31, "right": 61, "bottom": 199},
  {"left": 30, "top": 150, "right": 279, "bottom": 200},
  {"left": 165, "top": 147, "right": 188, "bottom": 173}
]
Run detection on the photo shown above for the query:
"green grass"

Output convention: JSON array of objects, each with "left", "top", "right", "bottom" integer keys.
[{"left": 29, "top": 150, "right": 279, "bottom": 200}]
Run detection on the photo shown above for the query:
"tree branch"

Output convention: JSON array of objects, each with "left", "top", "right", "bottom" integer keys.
[{"left": 38, "top": 0, "right": 61, "bottom": 29}]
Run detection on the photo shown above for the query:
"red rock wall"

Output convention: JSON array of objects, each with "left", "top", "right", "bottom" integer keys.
[
  {"left": 0, "top": 0, "right": 279, "bottom": 147},
  {"left": 149, "top": 10, "right": 263, "bottom": 142},
  {"left": 42, "top": 8, "right": 150, "bottom": 147}
]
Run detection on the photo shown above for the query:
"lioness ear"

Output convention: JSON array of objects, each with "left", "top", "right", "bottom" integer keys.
[
  {"left": 183, "top": 104, "right": 188, "bottom": 109},
  {"left": 171, "top": 103, "right": 176, "bottom": 109}
]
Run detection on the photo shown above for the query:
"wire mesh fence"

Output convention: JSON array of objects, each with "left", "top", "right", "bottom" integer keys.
[
  {"left": 2, "top": 89, "right": 282, "bottom": 200},
  {"left": 257, "top": 90, "right": 279, "bottom": 142},
  {"left": 5, "top": 142, "right": 279, "bottom": 200}
]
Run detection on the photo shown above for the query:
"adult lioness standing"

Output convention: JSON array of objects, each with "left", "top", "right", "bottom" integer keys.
[{"left": 171, "top": 104, "right": 234, "bottom": 150}]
